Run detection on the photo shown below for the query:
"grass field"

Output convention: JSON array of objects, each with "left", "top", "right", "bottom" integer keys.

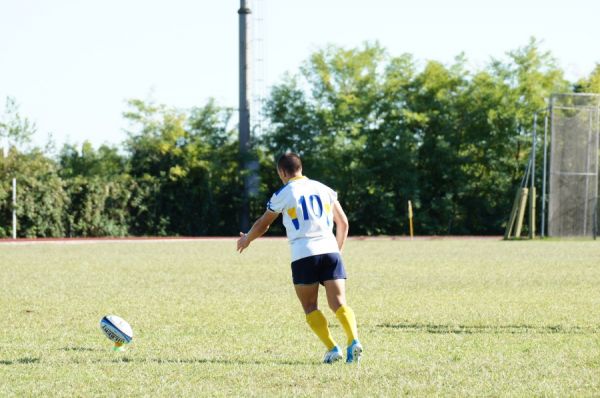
[{"left": 1, "top": 238, "right": 600, "bottom": 397}]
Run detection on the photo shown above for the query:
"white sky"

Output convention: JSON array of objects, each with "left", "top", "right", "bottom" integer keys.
[{"left": 0, "top": 0, "right": 598, "bottom": 149}]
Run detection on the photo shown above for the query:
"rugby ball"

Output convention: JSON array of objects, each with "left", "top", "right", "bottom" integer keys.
[{"left": 100, "top": 315, "right": 133, "bottom": 344}]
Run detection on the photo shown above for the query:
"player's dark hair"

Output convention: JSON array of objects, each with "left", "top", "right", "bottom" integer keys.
[{"left": 277, "top": 152, "right": 302, "bottom": 176}]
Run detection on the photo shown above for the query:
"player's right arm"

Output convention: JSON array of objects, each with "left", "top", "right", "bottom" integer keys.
[
  {"left": 332, "top": 200, "right": 349, "bottom": 251},
  {"left": 237, "top": 210, "right": 280, "bottom": 253}
]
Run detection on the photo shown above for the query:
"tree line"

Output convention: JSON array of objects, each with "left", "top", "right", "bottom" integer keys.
[{"left": 1, "top": 39, "right": 599, "bottom": 237}]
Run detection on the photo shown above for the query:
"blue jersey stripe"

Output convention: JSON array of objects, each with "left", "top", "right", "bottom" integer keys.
[{"left": 273, "top": 184, "right": 288, "bottom": 196}]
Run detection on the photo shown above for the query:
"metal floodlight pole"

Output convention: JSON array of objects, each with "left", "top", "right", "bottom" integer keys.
[{"left": 239, "top": 0, "right": 252, "bottom": 232}]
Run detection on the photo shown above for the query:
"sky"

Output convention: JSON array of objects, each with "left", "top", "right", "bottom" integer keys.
[{"left": 0, "top": 0, "right": 598, "bottom": 150}]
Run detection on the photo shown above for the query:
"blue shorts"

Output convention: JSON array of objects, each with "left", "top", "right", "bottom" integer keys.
[{"left": 291, "top": 253, "right": 347, "bottom": 285}]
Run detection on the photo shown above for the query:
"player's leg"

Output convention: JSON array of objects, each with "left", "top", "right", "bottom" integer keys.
[
  {"left": 294, "top": 283, "right": 319, "bottom": 314},
  {"left": 294, "top": 283, "right": 341, "bottom": 362},
  {"left": 323, "top": 279, "right": 358, "bottom": 344},
  {"left": 323, "top": 278, "right": 346, "bottom": 312},
  {"left": 321, "top": 254, "right": 362, "bottom": 363},
  {"left": 292, "top": 256, "right": 341, "bottom": 362}
]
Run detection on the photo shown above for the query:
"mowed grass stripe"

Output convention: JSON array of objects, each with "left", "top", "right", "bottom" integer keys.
[{"left": 0, "top": 239, "right": 599, "bottom": 396}]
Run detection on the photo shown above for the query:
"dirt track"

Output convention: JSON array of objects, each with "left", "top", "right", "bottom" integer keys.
[{"left": 0, "top": 235, "right": 503, "bottom": 244}]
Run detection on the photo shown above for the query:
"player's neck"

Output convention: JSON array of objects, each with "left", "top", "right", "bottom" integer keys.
[{"left": 284, "top": 174, "right": 305, "bottom": 184}]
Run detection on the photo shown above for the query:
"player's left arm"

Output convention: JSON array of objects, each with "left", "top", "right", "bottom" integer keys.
[
  {"left": 332, "top": 200, "right": 349, "bottom": 251},
  {"left": 237, "top": 210, "right": 280, "bottom": 253}
]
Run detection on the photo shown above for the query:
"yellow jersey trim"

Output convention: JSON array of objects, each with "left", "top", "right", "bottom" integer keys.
[{"left": 288, "top": 176, "right": 307, "bottom": 182}]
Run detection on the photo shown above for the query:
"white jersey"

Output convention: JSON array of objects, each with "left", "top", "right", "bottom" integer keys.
[{"left": 266, "top": 176, "right": 340, "bottom": 262}]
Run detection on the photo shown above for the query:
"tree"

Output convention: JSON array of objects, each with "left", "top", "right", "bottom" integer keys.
[
  {"left": 264, "top": 43, "right": 417, "bottom": 234},
  {"left": 0, "top": 99, "right": 64, "bottom": 238},
  {"left": 575, "top": 64, "right": 600, "bottom": 93},
  {"left": 263, "top": 39, "right": 570, "bottom": 235},
  {"left": 0, "top": 97, "right": 36, "bottom": 152},
  {"left": 0, "top": 41, "right": 580, "bottom": 238},
  {"left": 58, "top": 142, "right": 133, "bottom": 237},
  {"left": 124, "top": 98, "right": 240, "bottom": 235},
  {"left": 0, "top": 148, "right": 66, "bottom": 237}
]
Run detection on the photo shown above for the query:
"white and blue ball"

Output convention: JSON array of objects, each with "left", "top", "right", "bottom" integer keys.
[{"left": 100, "top": 315, "right": 133, "bottom": 344}]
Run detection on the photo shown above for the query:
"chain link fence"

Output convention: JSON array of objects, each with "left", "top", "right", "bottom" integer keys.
[{"left": 548, "top": 93, "right": 600, "bottom": 237}]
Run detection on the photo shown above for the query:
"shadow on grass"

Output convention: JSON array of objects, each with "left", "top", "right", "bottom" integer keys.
[
  {"left": 69, "top": 356, "right": 313, "bottom": 366},
  {"left": 143, "top": 358, "right": 311, "bottom": 366},
  {"left": 378, "top": 322, "right": 600, "bottom": 335},
  {"left": 60, "top": 346, "right": 97, "bottom": 352},
  {"left": 0, "top": 357, "right": 41, "bottom": 365}
]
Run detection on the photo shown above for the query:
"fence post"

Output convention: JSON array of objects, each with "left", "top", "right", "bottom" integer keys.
[{"left": 12, "top": 178, "right": 16, "bottom": 239}]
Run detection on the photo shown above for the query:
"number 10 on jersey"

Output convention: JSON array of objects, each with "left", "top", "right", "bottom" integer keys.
[{"left": 288, "top": 194, "right": 329, "bottom": 230}]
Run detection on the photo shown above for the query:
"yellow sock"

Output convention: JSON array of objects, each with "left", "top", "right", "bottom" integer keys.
[
  {"left": 335, "top": 305, "right": 358, "bottom": 345},
  {"left": 306, "top": 310, "right": 336, "bottom": 350}
]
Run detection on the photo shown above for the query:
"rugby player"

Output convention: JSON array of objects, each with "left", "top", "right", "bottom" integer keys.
[{"left": 236, "top": 152, "right": 362, "bottom": 364}]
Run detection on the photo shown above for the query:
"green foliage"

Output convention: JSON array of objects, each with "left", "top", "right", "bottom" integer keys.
[
  {"left": 265, "top": 39, "right": 569, "bottom": 235},
  {"left": 0, "top": 39, "right": 590, "bottom": 237},
  {"left": 59, "top": 142, "right": 126, "bottom": 180},
  {"left": 575, "top": 64, "right": 600, "bottom": 93},
  {"left": 58, "top": 142, "right": 133, "bottom": 237},
  {"left": 0, "top": 148, "right": 66, "bottom": 237},
  {"left": 62, "top": 176, "right": 132, "bottom": 237},
  {"left": 124, "top": 98, "right": 240, "bottom": 236},
  {"left": 264, "top": 43, "right": 415, "bottom": 234},
  {"left": 0, "top": 99, "right": 65, "bottom": 238},
  {"left": 0, "top": 97, "right": 36, "bottom": 150}
]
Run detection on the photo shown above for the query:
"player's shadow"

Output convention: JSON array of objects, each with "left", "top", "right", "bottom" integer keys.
[
  {"left": 0, "top": 357, "right": 41, "bottom": 365},
  {"left": 378, "top": 322, "right": 598, "bottom": 334}
]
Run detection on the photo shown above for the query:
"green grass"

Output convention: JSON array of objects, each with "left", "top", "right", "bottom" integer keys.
[{"left": 1, "top": 239, "right": 599, "bottom": 397}]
